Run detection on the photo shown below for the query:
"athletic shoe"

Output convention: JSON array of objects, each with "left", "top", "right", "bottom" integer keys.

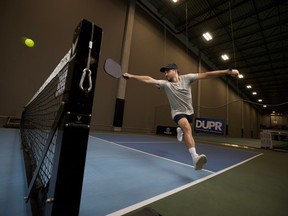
[
  {"left": 176, "top": 127, "right": 183, "bottom": 142},
  {"left": 193, "top": 154, "right": 207, "bottom": 170}
]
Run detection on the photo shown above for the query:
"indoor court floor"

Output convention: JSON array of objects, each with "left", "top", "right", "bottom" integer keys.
[
  {"left": 80, "top": 133, "right": 260, "bottom": 215},
  {"left": 1, "top": 128, "right": 287, "bottom": 216}
]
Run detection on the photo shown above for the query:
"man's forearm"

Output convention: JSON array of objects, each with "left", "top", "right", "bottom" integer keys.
[
  {"left": 123, "top": 73, "right": 158, "bottom": 84},
  {"left": 130, "top": 75, "right": 151, "bottom": 82},
  {"left": 206, "top": 69, "right": 230, "bottom": 78},
  {"left": 200, "top": 69, "right": 239, "bottom": 79}
]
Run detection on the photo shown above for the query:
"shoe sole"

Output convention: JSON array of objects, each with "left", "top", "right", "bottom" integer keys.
[
  {"left": 176, "top": 128, "right": 183, "bottom": 142},
  {"left": 195, "top": 155, "right": 207, "bottom": 170}
]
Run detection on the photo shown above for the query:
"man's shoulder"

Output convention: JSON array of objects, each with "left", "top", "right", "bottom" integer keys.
[
  {"left": 157, "top": 79, "right": 170, "bottom": 89},
  {"left": 158, "top": 79, "right": 169, "bottom": 85},
  {"left": 180, "top": 73, "right": 198, "bottom": 80},
  {"left": 180, "top": 73, "right": 198, "bottom": 78}
]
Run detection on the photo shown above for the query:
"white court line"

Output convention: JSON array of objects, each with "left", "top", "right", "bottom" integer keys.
[
  {"left": 89, "top": 136, "right": 214, "bottom": 172},
  {"left": 88, "top": 135, "right": 263, "bottom": 216},
  {"left": 107, "top": 153, "right": 263, "bottom": 216}
]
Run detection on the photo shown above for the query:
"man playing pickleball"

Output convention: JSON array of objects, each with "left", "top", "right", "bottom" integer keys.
[{"left": 123, "top": 64, "right": 239, "bottom": 170}]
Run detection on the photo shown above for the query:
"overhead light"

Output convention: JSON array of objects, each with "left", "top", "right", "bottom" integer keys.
[
  {"left": 172, "top": 0, "right": 178, "bottom": 2},
  {"left": 258, "top": 99, "right": 262, "bottom": 102},
  {"left": 203, "top": 32, "right": 213, "bottom": 41},
  {"left": 252, "top": 92, "right": 257, "bottom": 95},
  {"left": 221, "top": 54, "right": 229, "bottom": 60},
  {"left": 263, "top": 105, "right": 267, "bottom": 108},
  {"left": 246, "top": 85, "right": 252, "bottom": 89}
]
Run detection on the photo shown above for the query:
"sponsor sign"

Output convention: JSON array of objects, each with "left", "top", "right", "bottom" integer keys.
[
  {"left": 194, "top": 118, "right": 225, "bottom": 135},
  {"left": 156, "top": 126, "right": 177, "bottom": 136}
]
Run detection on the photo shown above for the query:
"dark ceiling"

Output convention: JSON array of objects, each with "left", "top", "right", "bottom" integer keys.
[{"left": 136, "top": 0, "right": 288, "bottom": 115}]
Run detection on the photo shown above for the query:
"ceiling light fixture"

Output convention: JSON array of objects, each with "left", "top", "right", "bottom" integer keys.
[
  {"left": 203, "top": 32, "right": 213, "bottom": 41},
  {"left": 246, "top": 85, "right": 252, "bottom": 89},
  {"left": 221, "top": 54, "right": 229, "bottom": 60},
  {"left": 252, "top": 92, "right": 257, "bottom": 95}
]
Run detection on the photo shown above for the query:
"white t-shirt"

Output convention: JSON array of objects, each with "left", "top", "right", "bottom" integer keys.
[{"left": 157, "top": 74, "right": 198, "bottom": 118}]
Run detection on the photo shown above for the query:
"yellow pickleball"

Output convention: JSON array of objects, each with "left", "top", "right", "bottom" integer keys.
[{"left": 24, "top": 38, "right": 35, "bottom": 48}]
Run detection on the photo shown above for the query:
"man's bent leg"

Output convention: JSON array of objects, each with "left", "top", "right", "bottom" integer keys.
[
  {"left": 177, "top": 117, "right": 195, "bottom": 149},
  {"left": 177, "top": 117, "right": 207, "bottom": 170}
]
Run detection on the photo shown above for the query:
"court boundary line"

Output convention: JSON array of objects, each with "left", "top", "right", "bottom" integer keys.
[
  {"left": 89, "top": 136, "right": 214, "bottom": 173},
  {"left": 88, "top": 135, "right": 262, "bottom": 215},
  {"left": 107, "top": 152, "right": 263, "bottom": 216}
]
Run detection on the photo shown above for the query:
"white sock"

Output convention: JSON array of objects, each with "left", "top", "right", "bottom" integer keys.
[{"left": 188, "top": 147, "right": 198, "bottom": 159}]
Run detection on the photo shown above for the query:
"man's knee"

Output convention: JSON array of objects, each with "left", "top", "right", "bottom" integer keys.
[{"left": 178, "top": 119, "right": 192, "bottom": 132}]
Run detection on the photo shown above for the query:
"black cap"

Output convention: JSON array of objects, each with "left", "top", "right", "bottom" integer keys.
[{"left": 160, "top": 63, "right": 178, "bottom": 72}]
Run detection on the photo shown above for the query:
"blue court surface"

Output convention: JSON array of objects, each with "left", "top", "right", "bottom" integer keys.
[
  {"left": 79, "top": 133, "right": 261, "bottom": 216},
  {"left": 0, "top": 129, "right": 262, "bottom": 216},
  {"left": 0, "top": 129, "right": 27, "bottom": 216}
]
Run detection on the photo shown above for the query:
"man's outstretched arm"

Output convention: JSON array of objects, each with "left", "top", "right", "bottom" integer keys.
[
  {"left": 197, "top": 69, "right": 239, "bottom": 79},
  {"left": 123, "top": 73, "right": 160, "bottom": 85}
]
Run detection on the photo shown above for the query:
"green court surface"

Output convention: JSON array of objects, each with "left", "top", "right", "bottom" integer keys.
[
  {"left": 126, "top": 146, "right": 288, "bottom": 216},
  {"left": 1, "top": 128, "right": 287, "bottom": 216},
  {"left": 194, "top": 134, "right": 288, "bottom": 150}
]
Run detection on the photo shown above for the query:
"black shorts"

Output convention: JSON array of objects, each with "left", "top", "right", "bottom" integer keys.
[{"left": 173, "top": 114, "right": 194, "bottom": 124}]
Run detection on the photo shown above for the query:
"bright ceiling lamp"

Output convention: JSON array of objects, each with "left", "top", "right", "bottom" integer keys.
[
  {"left": 221, "top": 54, "right": 229, "bottom": 60},
  {"left": 203, "top": 32, "right": 213, "bottom": 41}
]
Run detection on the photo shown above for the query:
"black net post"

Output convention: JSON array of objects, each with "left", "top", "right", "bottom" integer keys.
[{"left": 44, "top": 19, "right": 102, "bottom": 216}]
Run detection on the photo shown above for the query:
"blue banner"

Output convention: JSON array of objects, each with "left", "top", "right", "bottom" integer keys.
[{"left": 194, "top": 117, "right": 225, "bottom": 135}]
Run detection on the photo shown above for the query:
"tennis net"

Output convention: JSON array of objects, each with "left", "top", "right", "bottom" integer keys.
[
  {"left": 20, "top": 19, "right": 103, "bottom": 215},
  {"left": 21, "top": 50, "right": 70, "bottom": 189}
]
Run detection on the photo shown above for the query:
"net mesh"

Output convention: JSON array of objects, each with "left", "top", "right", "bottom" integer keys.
[{"left": 21, "top": 54, "right": 69, "bottom": 188}]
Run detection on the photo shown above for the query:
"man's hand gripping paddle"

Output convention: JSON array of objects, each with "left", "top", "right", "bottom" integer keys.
[{"left": 104, "top": 58, "right": 129, "bottom": 79}]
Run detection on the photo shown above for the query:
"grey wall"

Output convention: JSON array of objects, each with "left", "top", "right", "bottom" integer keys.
[
  {"left": 0, "top": 0, "right": 262, "bottom": 137},
  {"left": 0, "top": 0, "right": 127, "bottom": 129}
]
